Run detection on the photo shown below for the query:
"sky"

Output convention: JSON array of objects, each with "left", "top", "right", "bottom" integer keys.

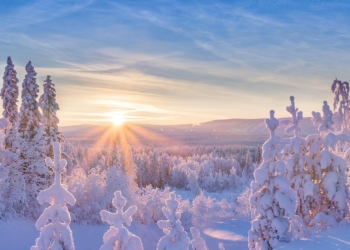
[{"left": 1, "top": 0, "right": 350, "bottom": 126}]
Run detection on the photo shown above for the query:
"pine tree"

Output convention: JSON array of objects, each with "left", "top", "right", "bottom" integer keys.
[
  {"left": 311, "top": 101, "right": 334, "bottom": 136},
  {"left": 156, "top": 192, "right": 190, "bottom": 250},
  {"left": 248, "top": 110, "right": 296, "bottom": 250},
  {"left": 1, "top": 57, "right": 25, "bottom": 216},
  {"left": 107, "top": 129, "right": 138, "bottom": 201},
  {"left": 283, "top": 96, "right": 315, "bottom": 226},
  {"left": 18, "top": 61, "right": 48, "bottom": 215},
  {"left": 104, "top": 164, "right": 132, "bottom": 210},
  {"left": 134, "top": 153, "right": 150, "bottom": 188},
  {"left": 0, "top": 57, "right": 24, "bottom": 216},
  {"left": 331, "top": 78, "right": 350, "bottom": 132},
  {"left": 190, "top": 227, "right": 208, "bottom": 250},
  {"left": 308, "top": 101, "right": 349, "bottom": 229},
  {"left": 150, "top": 151, "right": 160, "bottom": 187},
  {"left": 243, "top": 150, "right": 254, "bottom": 179},
  {"left": 39, "top": 75, "right": 63, "bottom": 158},
  {"left": 1, "top": 56, "right": 19, "bottom": 151},
  {"left": 18, "top": 61, "right": 43, "bottom": 141},
  {"left": 100, "top": 191, "right": 143, "bottom": 250},
  {"left": 31, "top": 142, "right": 76, "bottom": 250},
  {"left": 0, "top": 119, "right": 11, "bottom": 217}
]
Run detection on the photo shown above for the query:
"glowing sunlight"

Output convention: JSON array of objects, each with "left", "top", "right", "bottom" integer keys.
[{"left": 111, "top": 113, "right": 125, "bottom": 126}]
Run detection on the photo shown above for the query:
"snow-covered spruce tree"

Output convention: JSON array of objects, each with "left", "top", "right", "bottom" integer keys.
[
  {"left": 4, "top": 140, "right": 27, "bottom": 217},
  {"left": 0, "top": 162, "right": 7, "bottom": 217},
  {"left": 311, "top": 101, "right": 334, "bottom": 137},
  {"left": 1, "top": 56, "right": 19, "bottom": 150},
  {"left": 104, "top": 163, "right": 133, "bottom": 211},
  {"left": 190, "top": 227, "right": 208, "bottom": 250},
  {"left": 0, "top": 118, "right": 11, "bottom": 217},
  {"left": 134, "top": 152, "right": 150, "bottom": 188},
  {"left": 184, "top": 166, "right": 201, "bottom": 196},
  {"left": 156, "top": 192, "right": 190, "bottom": 250},
  {"left": 159, "top": 153, "right": 172, "bottom": 188},
  {"left": 308, "top": 102, "right": 349, "bottom": 229},
  {"left": 191, "top": 191, "right": 214, "bottom": 227},
  {"left": 0, "top": 57, "right": 25, "bottom": 217},
  {"left": 282, "top": 96, "right": 316, "bottom": 227},
  {"left": 39, "top": 75, "right": 64, "bottom": 158},
  {"left": 18, "top": 61, "right": 48, "bottom": 215},
  {"left": 100, "top": 191, "right": 143, "bottom": 250},
  {"left": 331, "top": 78, "right": 350, "bottom": 132},
  {"left": 248, "top": 110, "right": 296, "bottom": 250},
  {"left": 243, "top": 150, "right": 254, "bottom": 179},
  {"left": 31, "top": 142, "right": 76, "bottom": 250},
  {"left": 106, "top": 130, "right": 138, "bottom": 208}
]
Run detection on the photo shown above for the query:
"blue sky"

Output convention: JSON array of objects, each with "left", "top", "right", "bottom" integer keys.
[{"left": 1, "top": 0, "right": 350, "bottom": 125}]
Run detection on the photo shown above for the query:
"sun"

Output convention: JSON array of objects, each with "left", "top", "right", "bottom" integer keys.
[{"left": 112, "top": 113, "right": 125, "bottom": 126}]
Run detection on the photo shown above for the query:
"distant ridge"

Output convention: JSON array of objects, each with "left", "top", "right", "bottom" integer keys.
[{"left": 60, "top": 117, "right": 318, "bottom": 146}]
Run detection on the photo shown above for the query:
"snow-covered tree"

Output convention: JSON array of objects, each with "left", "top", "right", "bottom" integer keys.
[
  {"left": 308, "top": 102, "right": 349, "bottom": 229},
  {"left": 105, "top": 135, "right": 138, "bottom": 212},
  {"left": 311, "top": 101, "right": 334, "bottom": 136},
  {"left": 249, "top": 110, "right": 296, "bottom": 250},
  {"left": 18, "top": 61, "right": 43, "bottom": 140},
  {"left": 100, "top": 191, "right": 143, "bottom": 250},
  {"left": 191, "top": 191, "right": 214, "bottom": 227},
  {"left": 190, "top": 227, "right": 208, "bottom": 250},
  {"left": 104, "top": 164, "right": 133, "bottom": 210},
  {"left": 243, "top": 150, "right": 254, "bottom": 179},
  {"left": 0, "top": 162, "right": 7, "bottom": 217},
  {"left": 310, "top": 133, "right": 349, "bottom": 229},
  {"left": 134, "top": 152, "right": 150, "bottom": 188},
  {"left": 39, "top": 75, "right": 64, "bottom": 158},
  {"left": 0, "top": 118, "right": 12, "bottom": 217},
  {"left": 107, "top": 130, "right": 138, "bottom": 192},
  {"left": 0, "top": 57, "right": 25, "bottom": 216},
  {"left": 31, "top": 142, "right": 76, "bottom": 250},
  {"left": 133, "top": 186, "right": 172, "bottom": 225},
  {"left": 5, "top": 150, "right": 26, "bottom": 216},
  {"left": 331, "top": 78, "right": 350, "bottom": 132},
  {"left": 156, "top": 192, "right": 190, "bottom": 250},
  {"left": 282, "top": 96, "right": 315, "bottom": 226},
  {"left": 18, "top": 61, "right": 48, "bottom": 212},
  {"left": 1, "top": 56, "right": 19, "bottom": 151},
  {"left": 184, "top": 167, "right": 201, "bottom": 195},
  {"left": 150, "top": 151, "right": 160, "bottom": 187}
]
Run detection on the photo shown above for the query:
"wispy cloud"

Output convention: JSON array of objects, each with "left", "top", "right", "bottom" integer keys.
[
  {"left": 1, "top": 0, "right": 350, "bottom": 125},
  {"left": 0, "top": 0, "right": 93, "bottom": 30}
]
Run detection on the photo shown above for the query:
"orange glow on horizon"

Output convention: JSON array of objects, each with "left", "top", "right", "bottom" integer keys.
[{"left": 86, "top": 122, "right": 185, "bottom": 184}]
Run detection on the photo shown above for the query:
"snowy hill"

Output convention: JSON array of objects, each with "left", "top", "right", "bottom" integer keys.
[{"left": 61, "top": 117, "right": 318, "bottom": 146}]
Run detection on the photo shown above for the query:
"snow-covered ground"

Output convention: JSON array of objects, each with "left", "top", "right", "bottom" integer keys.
[
  {"left": 1, "top": 218, "right": 250, "bottom": 249},
  {"left": 2, "top": 218, "right": 350, "bottom": 249},
  {"left": 277, "top": 225, "right": 350, "bottom": 249}
]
